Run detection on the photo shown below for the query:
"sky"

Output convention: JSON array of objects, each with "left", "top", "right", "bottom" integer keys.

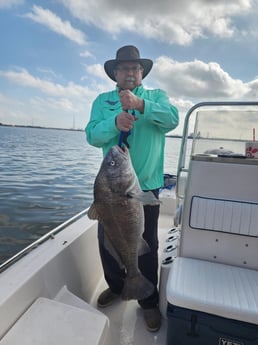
[{"left": 0, "top": 0, "right": 258, "bottom": 135}]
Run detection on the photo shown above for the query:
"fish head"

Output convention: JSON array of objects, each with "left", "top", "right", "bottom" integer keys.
[
  {"left": 102, "top": 145, "right": 132, "bottom": 179},
  {"left": 95, "top": 145, "right": 137, "bottom": 194}
]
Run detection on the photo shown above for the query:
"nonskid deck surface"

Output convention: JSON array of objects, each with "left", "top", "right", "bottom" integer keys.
[
  {"left": 90, "top": 279, "right": 167, "bottom": 345},
  {"left": 88, "top": 215, "right": 174, "bottom": 345}
]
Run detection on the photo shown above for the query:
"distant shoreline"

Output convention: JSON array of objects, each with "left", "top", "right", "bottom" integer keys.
[
  {"left": 0, "top": 123, "right": 84, "bottom": 132},
  {"left": 0, "top": 123, "right": 183, "bottom": 138}
]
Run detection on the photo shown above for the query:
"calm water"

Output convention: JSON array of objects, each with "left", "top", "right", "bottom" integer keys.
[{"left": 0, "top": 126, "right": 180, "bottom": 264}]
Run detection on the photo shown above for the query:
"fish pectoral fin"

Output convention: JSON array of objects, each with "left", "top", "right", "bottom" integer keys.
[
  {"left": 87, "top": 203, "right": 100, "bottom": 220},
  {"left": 138, "top": 237, "right": 150, "bottom": 256},
  {"left": 127, "top": 191, "right": 161, "bottom": 206}
]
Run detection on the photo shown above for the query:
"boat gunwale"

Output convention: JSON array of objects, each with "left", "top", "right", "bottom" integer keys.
[{"left": 0, "top": 208, "right": 89, "bottom": 273}]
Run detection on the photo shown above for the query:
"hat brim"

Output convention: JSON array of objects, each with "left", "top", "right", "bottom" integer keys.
[{"left": 104, "top": 58, "right": 153, "bottom": 81}]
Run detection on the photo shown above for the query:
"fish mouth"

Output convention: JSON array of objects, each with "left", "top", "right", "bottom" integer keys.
[{"left": 115, "top": 145, "right": 129, "bottom": 157}]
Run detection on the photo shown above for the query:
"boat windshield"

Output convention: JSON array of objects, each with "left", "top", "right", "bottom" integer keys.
[
  {"left": 191, "top": 109, "right": 257, "bottom": 157},
  {"left": 176, "top": 102, "right": 258, "bottom": 201}
]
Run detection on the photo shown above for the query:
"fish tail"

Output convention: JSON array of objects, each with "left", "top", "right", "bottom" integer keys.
[{"left": 121, "top": 273, "right": 154, "bottom": 301}]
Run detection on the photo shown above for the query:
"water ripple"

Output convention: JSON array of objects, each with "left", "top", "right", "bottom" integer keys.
[
  {"left": 0, "top": 126, "right": 180, "bottom": 264},
  {"left": 0, "top": 126, "right": 102, "bottom": 263}
]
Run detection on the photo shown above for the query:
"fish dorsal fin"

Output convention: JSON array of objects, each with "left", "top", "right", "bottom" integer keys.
[
  {"left": 127, "top": 191, "right": 161, "bottom": 206},
  {"left": 87, "top": 203, "right": 100, "bottom": 220}
]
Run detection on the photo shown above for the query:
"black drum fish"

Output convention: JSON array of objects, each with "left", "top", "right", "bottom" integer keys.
[{"left": 87, "top": 145, "right": 160, "bottom": 301}]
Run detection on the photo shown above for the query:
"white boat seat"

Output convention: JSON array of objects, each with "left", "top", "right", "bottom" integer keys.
[
  {"left": 167, "top": 257, "right": 258, "bottom": 325},
  {"left": 0, "top": 297, "right": 109, "bottom": 345}
]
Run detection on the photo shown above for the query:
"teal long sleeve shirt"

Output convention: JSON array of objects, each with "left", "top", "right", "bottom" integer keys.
[{"left": 85, "top": 85, "right": 179, "bottom": 190}]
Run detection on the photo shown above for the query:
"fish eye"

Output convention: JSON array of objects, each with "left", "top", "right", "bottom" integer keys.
[{"left": 110, "top": 160, "right": 116, "bottom": 166}]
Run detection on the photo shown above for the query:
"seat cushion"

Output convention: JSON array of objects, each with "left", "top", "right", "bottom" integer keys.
[{"left": 167, "top": 257, "right": 258, "bottom": 324}]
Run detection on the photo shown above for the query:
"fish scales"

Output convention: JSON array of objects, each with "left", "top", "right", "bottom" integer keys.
[{"left": 88, "top": 145, "right": 160, "bottom": 300}]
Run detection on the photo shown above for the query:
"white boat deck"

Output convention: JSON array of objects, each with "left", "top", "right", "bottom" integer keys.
[
  {"left": 91, "top": 288, "right": 167, "bottom": 345},
  {"left": 0, "top": 191, "right": 176, "bottom": 345},
  {"left": 88, "top": 212, "right": 175, "bottom": 345}
]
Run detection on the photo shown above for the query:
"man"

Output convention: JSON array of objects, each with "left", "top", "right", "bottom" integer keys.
[{"left": 85, "top": 45, "right": 179, "bottom": 332}]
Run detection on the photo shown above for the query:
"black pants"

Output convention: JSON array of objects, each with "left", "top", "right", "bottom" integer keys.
[{"left": 97, "top": 189, "right": 160, "bottom": 309}]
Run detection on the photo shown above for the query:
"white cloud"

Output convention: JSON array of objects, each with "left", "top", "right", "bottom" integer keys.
[
  {"left": 1, "top": 0, "right": 257, "bottom": 133},
  {"left": 0, "top": 92, "right": 34, "bottom": 125},
  {"left": 30, "top": 96, "right": 74, "bottom": 112},
  {"left": 24, "top": 5, "right": 87, "bottom": 45},
  {"left": 150, "top": 56, "right": 250, "bottom": 100},
  {"left": 0, "top": 88, "right": 90, "bottom": 129},
  {"left": 1, "top": 55, "right": 257, "bottom": 105},
  {"left": 246, "top": 79, "right": 258, "bottom": 98},
  {"left": 80, "top": 63, "right": 115, "bottom": 91},
  {"left": 58, "top": 0, "right": 252, "bottom": 45},
  {"left": 1, "top": 54, "right": 257, "bottom": 129},
  {"left": 80, "top": 50, "right": 94, "bottom": 58},
  {"left": 0, "top": 67, "right": 95, "bottom": 99},
  {"left": 0, "top": 67, "right": 99, "bottom": 128},
  {"left": 85, "top": 64, "right": 106, "bottom": 80},
  {"left": 36, "top": 67, "right": 63, "bottom": 82}
]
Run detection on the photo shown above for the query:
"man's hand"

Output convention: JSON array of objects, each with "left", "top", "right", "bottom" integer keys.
[
  {"left": 119, "top": 90, "right": 144, "bottom": 113},
  {"left": 115, "top": 112, "right": 138, "bottom": 131}
]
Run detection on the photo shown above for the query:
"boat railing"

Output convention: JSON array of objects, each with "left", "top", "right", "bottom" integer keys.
[
  {"left": 176, "top": 101, "right": 258, "bottom": 201},
  {"left": 0, "top": 207, "right": 89, "bottom": 273}
]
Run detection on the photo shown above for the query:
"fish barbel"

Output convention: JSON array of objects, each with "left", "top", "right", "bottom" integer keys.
[{"left": 87, "top": 145, "right": 160, "bottom": 300}]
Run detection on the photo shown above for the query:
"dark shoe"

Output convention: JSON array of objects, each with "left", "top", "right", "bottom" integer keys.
[
  {"left": 97, "top": 288, "right": 120, "bottom": 308},
  {"left": 143, "top": 307, "right": 162, "bottom": 332}
]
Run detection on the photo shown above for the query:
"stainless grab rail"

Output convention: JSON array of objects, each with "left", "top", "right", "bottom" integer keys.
[{"left": 176, "top": 101, "right": 258, "bottom": 200}]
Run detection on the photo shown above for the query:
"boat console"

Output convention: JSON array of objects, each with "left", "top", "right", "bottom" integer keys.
[{"left": 166, "top": 102, "right": 258, "bottom": 345}]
